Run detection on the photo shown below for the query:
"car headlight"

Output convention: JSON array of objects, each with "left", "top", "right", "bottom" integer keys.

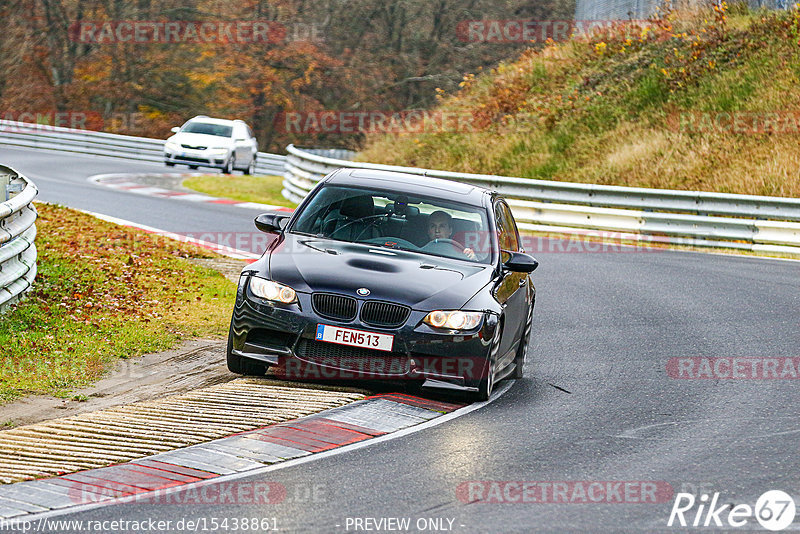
[
  {"left": 209, "top": 147, "right": 229, "bottom": 154},
  {"left": 164, "top": 141, "right": 179, "bottom": 150},
  {"left": 248, "top": 277, "right": 297, "bottom": 304},
  {"left": 424, "top": 310, "right": 483, "bottom": 330}
]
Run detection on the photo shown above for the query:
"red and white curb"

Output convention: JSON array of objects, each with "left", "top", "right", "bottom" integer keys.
[
  {"left": 72, "top": 208, "right": 262, "bottom": 262},
  {"left": 89, "top": 173, "right": 295, "bottom": 213},
  {"left": 0, "top": 388, "right": 512, "bottom": 520}
]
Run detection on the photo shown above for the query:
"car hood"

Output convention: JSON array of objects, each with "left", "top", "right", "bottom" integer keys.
[
  {"left": 267, "top": 234, "right": 494, "bottom": 310},
  {"left": 166, "top": 132, "right": 232, "bottom": 147}
]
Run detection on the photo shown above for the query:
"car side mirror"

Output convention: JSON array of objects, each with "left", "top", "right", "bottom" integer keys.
[
  {"left": 170, "top": 126, "right": 180, "bottom": 133},
  {"left": 502, "top": 251, "right": 539, "bottom": 273},
  {"left": 255, "top": 213, "right": 289, "bottom": 234}
]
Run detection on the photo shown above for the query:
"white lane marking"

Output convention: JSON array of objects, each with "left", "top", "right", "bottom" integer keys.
[
  {"left": 22, "top": 381, "right": 515, "bottom": 521},
  {"left": 37, "top": 203, "right": 260, "bottom": 261},
  {"left": 173, "top": 194, "right": 220, "bottom": 202}
]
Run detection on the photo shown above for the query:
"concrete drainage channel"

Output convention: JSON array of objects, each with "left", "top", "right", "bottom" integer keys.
[{"left": 0, "top": 379, "right": 465, "bottom": 519}]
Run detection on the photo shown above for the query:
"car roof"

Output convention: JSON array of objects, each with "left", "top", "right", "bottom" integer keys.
[
  {"left": 325, "top": 168, "right": 492, "bottom": 205},
  {"left": 185, "top": 116, "right": 244, "bottom": 126}
]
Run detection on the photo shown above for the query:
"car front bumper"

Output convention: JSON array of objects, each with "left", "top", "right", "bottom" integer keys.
[
  {"left": 230, "top": 286, "right": 498, "bottom": 392},
  {"left": 164, "top": 149, "right": 228, "bottom": 168}
]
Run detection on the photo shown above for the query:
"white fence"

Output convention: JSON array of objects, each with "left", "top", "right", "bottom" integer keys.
[
  {"left": 283, "top": 145, "right": 800, "bottom": 254},
  {"left": 0, "top": 166, "right": 37, "bottom": 312}
]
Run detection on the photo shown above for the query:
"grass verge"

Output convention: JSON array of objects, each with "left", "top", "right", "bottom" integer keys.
[
  {"left": 0, "top": 203, "right": 237, "bottom": 404},
  {"left": 182, "top": 174, "right": 297, "bottom": 208}
]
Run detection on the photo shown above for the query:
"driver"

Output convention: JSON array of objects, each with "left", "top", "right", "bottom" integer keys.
[{"left": 426, "top": 211, "right": 477, "bottom": 260}]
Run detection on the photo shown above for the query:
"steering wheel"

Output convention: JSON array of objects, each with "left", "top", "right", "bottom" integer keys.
[
  {"left": 428, "top": 238, "right": 462, "bottom": 248},
  {"left": 421, "top": 238, "right": 474, "bottom": 258}
]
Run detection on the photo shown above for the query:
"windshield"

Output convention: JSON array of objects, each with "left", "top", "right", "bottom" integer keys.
[
  {"left": 181, "top": 122, "right": 233, "bottom": 137},
  {"left": 291, "top": 185, "right": 493, "bottom": 263}
]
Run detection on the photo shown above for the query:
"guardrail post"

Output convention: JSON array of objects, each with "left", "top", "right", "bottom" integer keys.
[
  {"left": 5, "top": 182, "right": 23, "bottom": 202},
  {"left": 1, "top": 174, "right": 9, "bottom": 202}
]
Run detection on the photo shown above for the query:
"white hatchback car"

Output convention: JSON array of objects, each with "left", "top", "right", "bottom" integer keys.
[{"left": 164, "top": 116, "right": 258, "bottom": 174}]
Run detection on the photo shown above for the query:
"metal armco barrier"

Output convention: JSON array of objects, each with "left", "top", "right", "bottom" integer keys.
[
  {"left": 0, "top": 119, "right": 286, "bottom": 176},
  {"left": 0, "top": 165, "right": 37, "bottom": 312},
  {"left": 283, "top": 145, "right": 800, "bottom": 254}
]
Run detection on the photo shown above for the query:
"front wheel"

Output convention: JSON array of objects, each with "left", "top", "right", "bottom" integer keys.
[
  {"left": 513, "top": 306, "right": 533, "bottom": 379},
  {"left": 224, "top": 155, "right": 235, "bottom": 174},
  {"left": 165, "top": 161, "right": 175, "bottom": 167},
  {"left": 244, "top": 157, "right": 256, "bottom": 175},
  {"left": 471, "top": 320, "right": 502, "bottom": 401},
  {"left": 226, "top": 325, "right": 268, "bottom": 376},
  {"left": 475, "top": 359, "right": 496, "bottom": 401}
]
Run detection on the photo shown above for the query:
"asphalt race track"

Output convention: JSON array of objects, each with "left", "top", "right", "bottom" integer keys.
[
  {"left": 0, "top": 147, "right": 264, "bottom": 254},
  {"left": 3, "top": 146, "right": 799, "bottom": 532}
]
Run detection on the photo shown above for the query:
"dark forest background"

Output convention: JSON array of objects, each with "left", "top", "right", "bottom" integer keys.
[{"left": 0, "top": 0, "right": 574, "bottom": 150}]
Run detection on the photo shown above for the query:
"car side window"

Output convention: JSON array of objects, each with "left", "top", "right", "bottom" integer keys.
[
  {"left": 246, "top": 125, "right": 254, "bottom": 139},
  {"left": 495, "top": 201, "right": 520, "bottom": 252}
]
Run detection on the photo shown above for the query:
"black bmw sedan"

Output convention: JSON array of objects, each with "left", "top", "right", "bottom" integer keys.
[{"left": 227, "top": 168, "right": 538, "bottom": 400}]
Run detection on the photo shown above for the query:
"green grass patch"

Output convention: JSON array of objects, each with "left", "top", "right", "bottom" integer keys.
[
  {"left": 183, "top": 174, "right": 297, "bottom": 208},
  {"left": 0, "top": 203, "right": 237, "bottom": 404}
]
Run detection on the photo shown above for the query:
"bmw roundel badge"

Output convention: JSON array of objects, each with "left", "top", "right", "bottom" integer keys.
[{"left": 357, "top": 288, "right": 371, "bottom": 297}]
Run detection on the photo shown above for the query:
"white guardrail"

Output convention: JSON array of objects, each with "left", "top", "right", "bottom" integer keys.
[
  {"left": 283, "top": 145, "right": 800, "bottom": 255},
  {"left": 0, "top": 119, "right": 287, "bottom": 175},
  {"left": 0, "top": 165, "right": 37, "bottom": 312}
]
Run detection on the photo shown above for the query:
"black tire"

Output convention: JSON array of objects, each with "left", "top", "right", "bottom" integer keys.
[
  {"left": 476, "top": 359, "right": 496, "bottom": 401},
  {"left": 244, "top": 157, "right": 256, "bottom": 175},
  {"left": 226, "top": 324, "right": 268, "bottom": 376},
  {"left": 513, "top": 306, "right": 533, "bottom": 379},
  {"left": 224, "top": 155, "right": 235, "bottom": 174},
  {"left": 188, "top": 165, "right": 199, "bottom": 170},
  {"left": 165, "top": 161, "right": 175, "bottom": 167}
]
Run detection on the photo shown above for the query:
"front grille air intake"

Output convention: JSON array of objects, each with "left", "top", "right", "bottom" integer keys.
[
  {"left": 360, "top": 301, "right": 411, "bottom": 328},
  {"left": 296, "top": 339, "right": 409, "bottom": 375},
  {"left": 312, "top": 293, "right": 357, "bottom": 321}
]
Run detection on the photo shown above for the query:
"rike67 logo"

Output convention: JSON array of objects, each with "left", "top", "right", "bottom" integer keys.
[{"left": 668, "top": 490, "right": 796, "bottom": 531}]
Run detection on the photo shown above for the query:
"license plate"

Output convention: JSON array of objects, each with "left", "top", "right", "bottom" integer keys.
[{"left": 315, "top": 324, "right": 394, "bottom": 352}]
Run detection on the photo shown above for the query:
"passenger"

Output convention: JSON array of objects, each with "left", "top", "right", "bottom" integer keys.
[{"left": 426, "top": 211, "right": 477, "bottom": 260}]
